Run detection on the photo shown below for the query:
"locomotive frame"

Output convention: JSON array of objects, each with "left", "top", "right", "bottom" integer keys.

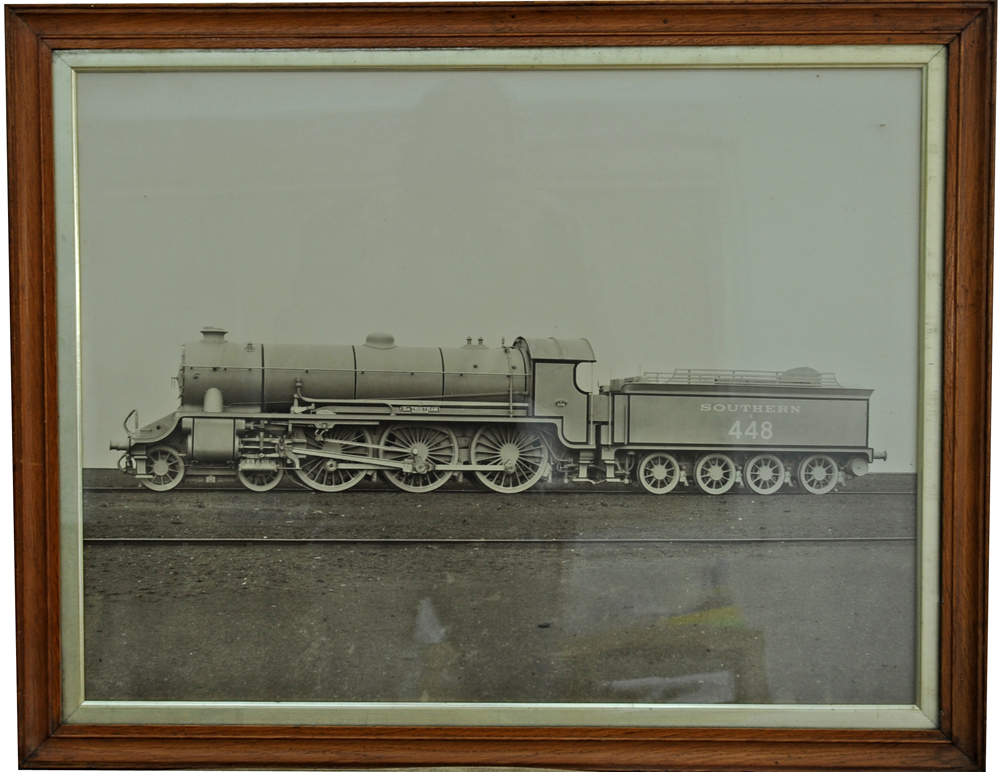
[
  {"left": 6, "top": 3, "right": 992, "bottom": 772},
  {"left": 111, "top": 328, "right": 885, "bottom": 497}
]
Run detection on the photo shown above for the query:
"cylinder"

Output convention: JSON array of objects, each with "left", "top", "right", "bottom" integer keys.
[{"left": 187, "top": 418, "right": 237, "bottom": 462}]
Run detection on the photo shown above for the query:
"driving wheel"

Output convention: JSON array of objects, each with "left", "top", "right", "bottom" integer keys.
[
  {"left": 470, "top": 424, "right": 548, "bottom": 493},
  {"left": 295, "top": 426, "right": 373, "bottom": 492},
  {"left": 379, "top": 423, "right": 459, "bottom": 493}
]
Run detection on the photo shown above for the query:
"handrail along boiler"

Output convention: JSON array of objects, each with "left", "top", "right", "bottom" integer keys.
[{"left": 111, "top": 328, "right": 885, "bottom": 494}]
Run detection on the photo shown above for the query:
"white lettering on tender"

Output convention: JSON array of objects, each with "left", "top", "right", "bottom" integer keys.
[
  {"left": 701, "top": 402, "right": 801, "bottom": 414},
  {"left": 729, "top": 420, "right": 776, "bottom": 441}
]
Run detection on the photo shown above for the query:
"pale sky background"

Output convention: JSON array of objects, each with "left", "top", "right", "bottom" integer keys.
[{"left": 76, "top": 67, "right": 923, "bottom": 470}]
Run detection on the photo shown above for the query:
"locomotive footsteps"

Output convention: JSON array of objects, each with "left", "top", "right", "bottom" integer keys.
[{"left": 114, "top": 329, "right": 885, "bottom": 496}]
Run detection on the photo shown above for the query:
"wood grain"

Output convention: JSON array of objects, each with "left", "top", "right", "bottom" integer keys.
[
  {"left": 6, "top": 5, "right": 61, "bottom": 763},
  {"left": 23, "top": 728, "right": 982, "bottom": 770},
  {"left": 942, "top": 4, "right": 994, "bottom": 765},
  {"left": 6, "top": 2, "right": 992, "bottom": 47},
  {"left": 6, "top": 2, "right": 993, "bottom": 769}
]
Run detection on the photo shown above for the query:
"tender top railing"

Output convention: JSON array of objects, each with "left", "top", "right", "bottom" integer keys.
[{"left": 623, "top": 368, "right": 842, "bottom": 388}]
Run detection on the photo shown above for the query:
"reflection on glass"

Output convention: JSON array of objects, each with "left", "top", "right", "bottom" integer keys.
[
  {"left": 77, "top": 66, "right": 921, "bottom": 708},
  {"left": 84, "top": 478, "right": 915, "bottom": 704}
]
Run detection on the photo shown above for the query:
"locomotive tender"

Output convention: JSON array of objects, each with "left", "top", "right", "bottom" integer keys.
[{"left": 111, "top": 328, "right": 885, "bottom": 495}]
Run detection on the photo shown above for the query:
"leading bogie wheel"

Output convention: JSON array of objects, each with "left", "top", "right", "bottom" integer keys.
[
  {"left": 141, "top": 445, "right": 185, "bottom": 491},
  {"left": 636, "top": 452, "right": 681, "bottom": 494},
  {"left": 798, "top": 454, "right": 839, "bottom": 495},
  {"left": 379, "top": 423, "right": 459, "bottom": 493},
  {"left": 295, "top": 426, "right": 373, "bottom": 492},
  {"left": 238, "top": 463, "right": 284, "bottom": 492},
  {"left": 470, "top": 424, "right": 548, "bottom": 493},
  {"left": 694, "top": 453, "right": 737, "bottom": 495},
  {"left": 743, "top": 453, "right": 785, "bottom": 495}
]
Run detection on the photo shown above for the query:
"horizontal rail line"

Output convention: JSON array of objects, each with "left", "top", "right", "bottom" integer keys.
[
  {"left": 81, "top": 487, "right": 914, "bottom": 496},
  {"left": 83, "top": 536, "right": 915, "bottom": 545}
]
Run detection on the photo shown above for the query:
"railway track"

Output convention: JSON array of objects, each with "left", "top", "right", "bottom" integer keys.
[
  {"left": 82, "top": 486, "right": 913, "bottom": 496},
  {"left": 83, "top": 535, "right": 914, "bottom": 545}
]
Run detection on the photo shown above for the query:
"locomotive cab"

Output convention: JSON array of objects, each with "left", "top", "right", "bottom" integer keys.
[{"left": 514, "top": 337, "right": 596, "bottom": 447}]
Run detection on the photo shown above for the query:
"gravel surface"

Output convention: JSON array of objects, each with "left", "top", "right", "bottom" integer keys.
[
  {"left": 81, "top": 473, "right": 919, "bottom": 706},
  {"left": 82, "top": 482, "right": 916, "bottom": 543}
]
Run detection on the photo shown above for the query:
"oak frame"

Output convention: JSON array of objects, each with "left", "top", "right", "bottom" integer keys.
[{"left": 6, "top": 2, "right": 993, "bottom": 770}]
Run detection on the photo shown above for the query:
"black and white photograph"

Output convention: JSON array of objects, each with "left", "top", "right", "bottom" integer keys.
[
  {"left": 9, "top": 0, "right": 1000, "bottom": 767},
  {"left": 64, "top": 53, "right": 940, "bottom": 715}
]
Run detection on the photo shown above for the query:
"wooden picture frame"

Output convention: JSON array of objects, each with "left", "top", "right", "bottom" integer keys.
[{"left": 6, "top": 2, "right": 993, "bottom": 769}]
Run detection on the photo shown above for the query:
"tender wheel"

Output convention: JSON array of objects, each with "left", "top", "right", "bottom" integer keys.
[
  {"left": 470, "top": 424, "right": 548, "bottom": 493},
  {"left": 294, "top": 426, "right": 373, "bottom": 492},
  {"left": 379, "top": 423, "right": 459, "bottom": 493},
  {"left": 743, "top": 453, "right": 785, "bottom": 495},
  {"left": 798, "top": 454, "right": 839, "bottom": 495},
  {"left": 238, "top": 463, "right": 284, "bottom": 492},
  {"left": 141, "top": 445, "right": 185, "bottom": 491},
  {"left": 636, "top": 452, "right": 681, "bottom": 494},
  {"left": 694, "top": 453, "right": 737, "bottom": 495}
]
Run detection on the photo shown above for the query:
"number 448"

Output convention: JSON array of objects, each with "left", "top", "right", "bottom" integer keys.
[{"left": 728, "top": 420, "right": 773, "bottom": 440}]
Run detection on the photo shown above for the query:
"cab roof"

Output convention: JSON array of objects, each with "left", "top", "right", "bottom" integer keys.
[{"left": 515, "top": 337, "right": 596, "bottom": 363}]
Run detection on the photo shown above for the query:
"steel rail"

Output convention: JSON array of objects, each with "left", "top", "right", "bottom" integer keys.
[
  {"left": 81, "top": 486, "right": 916, "bottom": 496},
  {"left": 82, "top": 536, "right": 915, "bottom": 545}
]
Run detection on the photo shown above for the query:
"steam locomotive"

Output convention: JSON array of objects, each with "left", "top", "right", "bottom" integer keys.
[{"left": 111, "top": 328, "right": 885, "bottom": 495}]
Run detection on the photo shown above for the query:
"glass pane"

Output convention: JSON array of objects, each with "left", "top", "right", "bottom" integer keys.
[{"left": 77, "top": 66, "right": 924, "bottom": 709}]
